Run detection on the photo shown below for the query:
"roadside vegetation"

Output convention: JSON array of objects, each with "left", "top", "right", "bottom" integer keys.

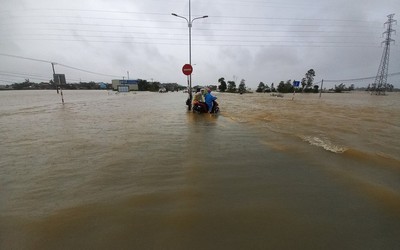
[
  {"left": 4, "top": 79, "right": 185, "bottom": 92},
  {"left": 217, "top": 68, "right": 398, "bottom": 94},
  {"left": 6, "top": 79, "right": 107, "bottom": 90},
  {"left": 5, "top": 69, "right": 398, "bottom": 93}
]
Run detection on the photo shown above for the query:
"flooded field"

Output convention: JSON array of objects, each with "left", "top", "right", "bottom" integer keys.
[{"left": 1, "top": 90, "right": 399, "bottom": 249}]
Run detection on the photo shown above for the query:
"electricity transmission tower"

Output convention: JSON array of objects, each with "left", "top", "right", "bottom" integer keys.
[{"left": 372, "top": 14, "right": 396, "bottom": 95}]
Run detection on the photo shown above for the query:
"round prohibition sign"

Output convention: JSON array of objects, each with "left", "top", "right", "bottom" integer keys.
[{"left": 182, "top": 64, "right": 193, "bottom": 76}]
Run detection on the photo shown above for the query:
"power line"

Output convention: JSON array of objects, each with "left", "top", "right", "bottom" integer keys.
[
  {"left": 1, "top": 18, "right": 381, "bottom": 29},
  {"left": 5, "top": 31, "right": 378, "bottom": 39},
  {"left": 23, "top": 8, "right": 172, "bottom": 16},
  {"left": 0, "top": 37, "right": 383, "bottom": 48},
  {"left": 0, "top": 79, "right": 16, "bottom": 84},
  {"left": 0, "top": 25, "right": 379, "bottom": 35},
  {"left": 0, "top": 53, "right": 52, "bottom": 63},
  {"left": 1, "top": 9, "right": 383, "bottom": 45},
  {"left": 1, "top": 20, "right": 381, "bottom": 33},
  {"left": 1, "top": 28, "right": 379, "bottom": 37},
  {"left": 210, "top": 15, "right": 375, "bottom": 23},
  {"left": 0, "top": 74, "right": 50, "bottom": 81},
  {"left": 0, "top": 71, "right": 82, "bottom": 82},
  {"left": 0, "top": 21, "right": 383, "bottom": 47},
  {"left": 7, "top": 7, "right": 375, "bottom": 23},
  {"left": 1, "top": 32, "right": 380, "bottom": 44},
  {"left": 324, "top": 72, "right": 400, "bottom": 82},
  {"left": 0, "top": 70, "right": 50, "bottom": 78},
  {"left": 0, "top": 53, "right": 123, "bottom": 78},
  {"left": 56, "top": 63, "right": 122, "bottom": 78}
]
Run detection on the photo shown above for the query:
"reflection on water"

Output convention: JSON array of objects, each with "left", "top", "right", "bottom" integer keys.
[{"left": 0, "top": 90, "right": 399, "bottom": 249}]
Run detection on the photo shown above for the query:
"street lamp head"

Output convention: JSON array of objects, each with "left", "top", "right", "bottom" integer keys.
[
  {"left": 203, "top": 15, "right": 209, "bottom": 18},
  {"left": 171, "top": 13, "right": 178, "bottom": 16}
]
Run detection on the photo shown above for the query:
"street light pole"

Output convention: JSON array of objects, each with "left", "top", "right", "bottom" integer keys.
[
  {"left": 189, "top": 0, "right": 191, "bottom": 71},
  {"left": 172, "top": 0, "right": 208, "bottom": 111}
]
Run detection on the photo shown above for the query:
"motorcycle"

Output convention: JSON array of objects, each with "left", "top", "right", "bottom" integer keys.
[{"left": 192, "top": 100, "right": 219, "bottom": 114}]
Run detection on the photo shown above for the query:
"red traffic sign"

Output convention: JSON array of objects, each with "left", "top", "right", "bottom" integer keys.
[{"left": 182, "top": 64, "right": 193, "bottom": 76}]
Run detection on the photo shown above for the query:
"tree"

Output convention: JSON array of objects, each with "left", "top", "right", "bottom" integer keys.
[
  {"left": 80, "top": 81, "right": 97, "bottom": 89},
  {"left": 227, "top": 81, "right": 236, "bottom": 92},
  {"left": 149, "top": 82, "right": 160, "bottom": 92},
  {"left": 285, "top": 80, "right": 293, "bottom": 93},
  {"left": 334, "top": 83, "right": 346, "bottom": 93},
  {"left": 238, "top": 79, "right": 246, "bottom": 93},
  {"left": 138, "top": 79, "right": 149, "bottom": 91},
  {"left": 271, "top": 83, "right": 276, "bottom": 92},
  {"left": 256, "top": 82, "right": 265, "bottom": 92},
  {"left": 218, "top": 77, "right": 227, "bottom": 92},
  {"left": 12, "top": 79, "right": 32, "bottom": 90},
  {"left": 301, "top": 77, "right": 307, "bottom": 91},
  {"left": 305, "top": 69, "right": 315, "bottom": 89},
  {"left": 277, "top": 80, "right": 294, "bottom": 93},
  {"left": 264, "top": 83, "right": 271, "bottom": 92},
  {"left": 277, "top": 81, "right": 285, "bottom": 93}
]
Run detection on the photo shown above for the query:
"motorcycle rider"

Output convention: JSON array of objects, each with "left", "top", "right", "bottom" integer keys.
[
  {"left": 205, "top": 88, "right": 217, "bottom": 113},
  {"left": 193, "top": 88, "right": 207, "bottom": 112}
]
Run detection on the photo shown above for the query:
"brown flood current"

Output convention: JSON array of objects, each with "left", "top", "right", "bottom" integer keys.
[{"left": 1, "top": 90, "right": 399, "bottom": 249}]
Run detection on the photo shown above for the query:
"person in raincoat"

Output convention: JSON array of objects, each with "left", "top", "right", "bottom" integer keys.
[
  {"left": 204, "top": 88, "right": 217, "bottom": 113},
  {"left": 192, "top": 88, "right": 207, "bottom": 112},
  {"left": 193, "top": 88, "right": 204, "bottom": 104}
]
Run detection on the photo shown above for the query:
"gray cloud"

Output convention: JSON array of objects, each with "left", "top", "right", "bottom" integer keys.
[{"left": 0, "top": 0, "right": 399, "bottom": 88}]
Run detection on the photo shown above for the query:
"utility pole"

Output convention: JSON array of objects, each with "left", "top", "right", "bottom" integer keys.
[
  {"left": 51, "top": 62, "right": 58, "bottom": 94},
  {"left": 372, "top": 14, "right": 396, "bottom": 95},
  {"left": 319, "top": 79, "right": 324, "bottom": 98},
  {"left": 51, "top": 62, "right": 64, "bottom": 104}
]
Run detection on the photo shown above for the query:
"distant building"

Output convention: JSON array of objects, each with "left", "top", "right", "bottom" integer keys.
[
  {"left": 98, "top": 82, "right": 108, "bottom": 89},
  {"left": 118, "top": 85, "right": 129, "bottom": 92},
  {"left": 112, "top": 79, "right": 139, "bottom": 91}
]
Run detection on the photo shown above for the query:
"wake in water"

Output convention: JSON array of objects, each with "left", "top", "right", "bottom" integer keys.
[{"left": 301, "top": 135, "right": 347, "bottom": 153}]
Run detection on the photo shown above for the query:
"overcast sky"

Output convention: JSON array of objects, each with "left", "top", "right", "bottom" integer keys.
[{"left": 0, "top": 0, "right": 399, "bottom": 89}]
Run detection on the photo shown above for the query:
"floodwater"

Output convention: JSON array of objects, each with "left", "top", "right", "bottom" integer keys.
[{"left": 1, "top": 90, "right": 399, "bottom": 249}]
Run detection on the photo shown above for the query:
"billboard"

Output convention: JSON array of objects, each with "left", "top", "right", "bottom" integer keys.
[{"left": 53, "top": 74, "right": 66, "bottom": 84}]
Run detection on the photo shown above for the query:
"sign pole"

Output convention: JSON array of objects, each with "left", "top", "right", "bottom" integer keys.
[
  {"left": 182, "top": 64, "right": 193, "bottom": 111},
  {"left": 319, "top": 79, "right": 324, "bottom": 98},
  {"left": 187, "top": 75, "right": 191, "bottom": 110},
  {"left": 59, "top": 75, "right": 64, "bottom": 104},
  {"left": 51, "top": 62, "right": 65, "bottom": 104},
  {"left": 51, "top": 63, "right": 59, "bottom": 94},
  {"left": 188, "top": 0, "right": 192, "bottom": 111},
  {"left": 292, "top": 80, "right": 300, "bottom": 100}
]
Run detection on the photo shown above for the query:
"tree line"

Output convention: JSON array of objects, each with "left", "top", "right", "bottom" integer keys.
[
  {"left": 5, "top": 79, "right": 185, "bottom": 92},
  {"left": 217, "top": 78, "right": 248, "bottom": 93},
  {"left": 137, "top": 79, "right": 184, "bottom": 92},
  {"left": 217, "top": 69, "right": 318, "bottom": 94},
  {"left": 215, "top": 69, "right": 396, "bottom": 94},
  {"left": 7, "top": 79, "right": 109, "bottom": 90}
]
